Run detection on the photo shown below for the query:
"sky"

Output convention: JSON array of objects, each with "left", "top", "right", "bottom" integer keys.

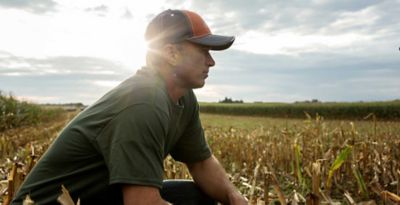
[{"left": 0, "top": 0, "right": 399, "bottom": 105}]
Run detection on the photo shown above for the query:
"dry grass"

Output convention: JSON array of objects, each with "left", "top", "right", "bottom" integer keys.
[
  {"left": 199, "top": 113, "right": 400, "bottom": 204},
  {"left": 1, "top": 112, "right": 400, "bottom": 204},
  {"left": 0, "top": 111, "right": 76, "bottom": 204}
]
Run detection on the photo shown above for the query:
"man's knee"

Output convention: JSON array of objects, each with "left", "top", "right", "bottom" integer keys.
[{"left": 161, "top": 180, "right": 217, "bottom": 205}]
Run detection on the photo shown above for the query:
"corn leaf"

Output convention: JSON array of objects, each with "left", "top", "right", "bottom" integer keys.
[
  {"left": 326, "top": 145, "right": 352, "bottom": 189},
  {"left": 294, "top": 143, "right": 303, "bottom": 185},
  {"left": 352, "top": 166, "right": 369, "bottom": 198}
]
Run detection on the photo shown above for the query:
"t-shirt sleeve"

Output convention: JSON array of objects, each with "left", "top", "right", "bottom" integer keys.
[
  {"left": 170, "top": 102, "right": 212, "bottom": 163},
  {"left": 95, "top": 104, "right": 168, "bottom": 189}
]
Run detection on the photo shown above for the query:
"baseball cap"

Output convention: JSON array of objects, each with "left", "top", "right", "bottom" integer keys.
[{"left": 145, "top": 9, "right": 235, "bottom": 50}]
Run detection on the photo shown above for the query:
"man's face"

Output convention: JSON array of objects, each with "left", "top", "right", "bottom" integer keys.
[{"left": 173, "top": 42, "right": 215, "bottom": 89}]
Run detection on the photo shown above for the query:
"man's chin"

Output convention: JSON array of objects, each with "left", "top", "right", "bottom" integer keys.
[{"left": 194, "top": 82, "right": 205, "bottom": 89}]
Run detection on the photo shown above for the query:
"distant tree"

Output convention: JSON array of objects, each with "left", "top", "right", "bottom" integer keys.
[
  {"left": 311, "top": 99, "right": 319, "bottom": 103},
  {"left": 219, "top": 97, "right": 243, "bottom": 103},
  {"left": 295, "top": 99, "right": 320, "bottom": 104},
  {"left": 219, "top": 97, "right": 232, "bottom": 103}
]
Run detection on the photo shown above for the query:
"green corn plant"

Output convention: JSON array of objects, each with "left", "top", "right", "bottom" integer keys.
[
  {"left": 326, "top": 145, "right": 352, "bottom": 190},
  {"left": 352, "top": 165, "right": 369, "bottom": 199},
  {"left": 294, "top": 142, "right": 304, "bottom": 187}
]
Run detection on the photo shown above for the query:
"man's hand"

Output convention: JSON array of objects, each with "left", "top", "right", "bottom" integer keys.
[
  {"left": 187, "top": 155, "right": 248, "bottom": 205},
  {"left": 122, "top": 185, "right": 171, "bottom": 205}
]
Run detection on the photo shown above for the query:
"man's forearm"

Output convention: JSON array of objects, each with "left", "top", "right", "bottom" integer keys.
[{"left": 187, "top": 155, "right": 247, "bottom": 204}]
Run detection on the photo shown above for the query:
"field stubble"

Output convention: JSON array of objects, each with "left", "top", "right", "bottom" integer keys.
[
  {"left": 0, "top": 111, "right": 76, "bottom": 204},
  {"left": 198, "top": 114, "right": 400, "bottom": 204},
  {"left": 1, "top": 112, "right": 400, "bottom": 204}
]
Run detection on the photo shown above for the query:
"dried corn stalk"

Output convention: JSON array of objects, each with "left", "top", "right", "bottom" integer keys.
[{"left": 57, "top": 185, "right": 80, "bottom": 205}]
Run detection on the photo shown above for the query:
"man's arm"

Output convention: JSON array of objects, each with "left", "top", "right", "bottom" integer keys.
[
  {"left": 186, "top": 155, "right": 248, "bottom": 205},
  {"left": 122, "top": 185, "right": 171, "bottom": 205}
]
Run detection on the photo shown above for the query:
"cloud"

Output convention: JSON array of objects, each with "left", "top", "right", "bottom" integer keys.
[
  {"left": 0, "top": 52, "right": 128, "bottom": 77},
  {"left": 84, "top": 4, "right": 108, "bottom": 17},
  {"left": 85, "top": 5, "right": 108, "bottom": 12},
  {"left": 0, "top": 53, "right": 133, "bottom": 104},
  {"left": 186, "top": 0, "right": 383, "bottom": 32},
  {"left": 1, "top": 1, "right": 399, "bottom": 104},
  {"left": 204, "top": 48, "right": 400, "bottom": 102},
  {"left": 92, "top": 80, "right": 122, "bottom": 88},
  {"left": 163, "top": 0, "right": 399, "bottom": 57},
  {"left": 0, "top": 0, "right": 57, "bottom": 13},
  {"left": 122, "top": 9, "right": 133, "bottom": 19},
  {"left": 313, "top": 0, "right": 381, "bottom": 12}
]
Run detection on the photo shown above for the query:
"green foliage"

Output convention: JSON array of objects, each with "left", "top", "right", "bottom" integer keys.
[
  {"left": 352, "top": 165, "right": 369, "bottom": 199},
  {"left": 294, "top": 142, "right": 304, "bottom": 187},
  {"left": 199, "top": 101, "right": 400, "bottom": 120},
  {"left": 326, "top": 145, "right": 352, "bottom": 190},
  {"left": 0, "top": 91, "right": 64, "bottom": 132}
]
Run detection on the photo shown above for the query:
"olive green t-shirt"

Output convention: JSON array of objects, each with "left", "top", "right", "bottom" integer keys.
[{"left": 12, "top": 67, "right": 212, "bottom": 204}]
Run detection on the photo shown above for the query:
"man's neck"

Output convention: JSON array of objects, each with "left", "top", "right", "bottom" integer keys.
[
  {"left": 165, "top": 79, "right": 187, "bottom": 104},
  {"left": 155, "top": 65, "right": 188, "bottom": 104}
]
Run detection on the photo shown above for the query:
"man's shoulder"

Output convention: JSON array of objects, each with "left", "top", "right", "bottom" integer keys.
[
  {"left": 76, "top": 68, "right": 170, "bottom": 121},
  {"left": 105, "top": 69, "right": 168, "bottom": 105}
]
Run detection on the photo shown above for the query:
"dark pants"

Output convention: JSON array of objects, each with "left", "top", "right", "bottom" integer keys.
[{"left": 161, "top": 180, "right": 217, "bottom": 205}]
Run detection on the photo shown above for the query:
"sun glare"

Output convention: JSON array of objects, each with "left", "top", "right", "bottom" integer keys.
[{"left": 93, "top": 80, "right": 121, "bottom": 88}]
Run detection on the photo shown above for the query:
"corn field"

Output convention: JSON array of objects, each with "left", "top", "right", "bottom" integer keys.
[
  {"left": 1, "top": 108, "right": 400, "bottom": 204},
  {"left": 201, "top": 114, "right": 400, "bottom": 204},
  {"left": 200, "top": 101, "right": 400, "bottom": 121}
]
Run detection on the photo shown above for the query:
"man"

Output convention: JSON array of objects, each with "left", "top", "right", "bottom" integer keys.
[{"left": 12, "top": 9, "right": 247, "bottom": 205}]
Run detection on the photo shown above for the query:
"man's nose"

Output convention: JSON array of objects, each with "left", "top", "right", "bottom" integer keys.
[{"left": 207, "top": 53, "right": 215, "bottom": 67}]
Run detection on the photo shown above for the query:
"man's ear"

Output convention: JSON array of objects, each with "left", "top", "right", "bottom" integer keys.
[{"left": 162, "top": 44, "right": 181, "bottom": 66}]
